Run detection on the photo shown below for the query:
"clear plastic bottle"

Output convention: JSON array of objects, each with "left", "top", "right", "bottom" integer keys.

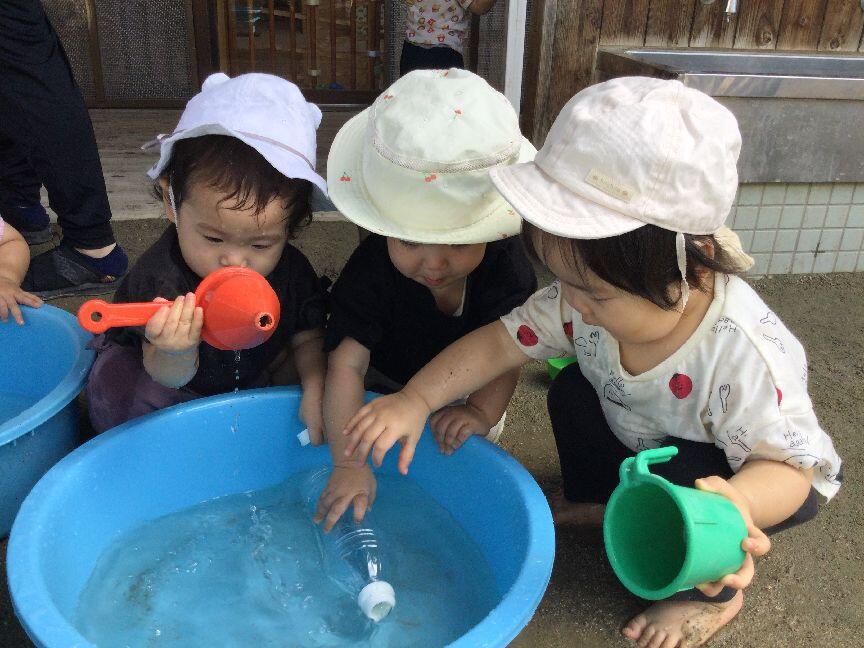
[{"left": 303, "top": 467, "right": 396, "bottom": 622}]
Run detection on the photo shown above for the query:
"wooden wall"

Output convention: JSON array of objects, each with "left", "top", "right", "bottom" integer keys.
[{"left": 521, "top": 0, "right": 864, "bottom": 144}]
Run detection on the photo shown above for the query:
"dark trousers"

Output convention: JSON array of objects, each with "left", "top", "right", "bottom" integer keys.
[
  {"left": 0, "top": 0, "right": 115, "bottom": 249},
  {"left": 399, "top": 40, "right": 464, "bottom": 76},
  {"left": 548, "top": 363, "right": 818, "bottom": 602}
]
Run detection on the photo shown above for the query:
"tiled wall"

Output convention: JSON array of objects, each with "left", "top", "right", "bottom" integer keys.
[{"left": 728, "top": 183, "right": 864, "bottom": 276}]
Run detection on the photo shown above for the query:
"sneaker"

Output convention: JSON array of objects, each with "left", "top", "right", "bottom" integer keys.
[
  {"left": 22, "top": 242, "right": 128, "bottom": 300},
  {"left": 0, "top": 204, "right": 53, "bottom": 245}
]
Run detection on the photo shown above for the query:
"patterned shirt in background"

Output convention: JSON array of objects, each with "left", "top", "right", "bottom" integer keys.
[{"left": 405, "top": 0, "right": 473, "bottom": 53}]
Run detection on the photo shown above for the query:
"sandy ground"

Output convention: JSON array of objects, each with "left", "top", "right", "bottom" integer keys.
[{"left": 2, "top": 218, "right": 862, "bottom": 647}]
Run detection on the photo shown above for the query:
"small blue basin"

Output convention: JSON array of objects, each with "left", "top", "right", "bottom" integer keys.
[{"left": 0, "top": 305, "right": 94, "bottom": 537}]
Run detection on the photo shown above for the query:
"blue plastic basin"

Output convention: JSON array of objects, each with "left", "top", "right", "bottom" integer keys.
[
  {"left": 0, "top": 305, "right": 93, "bottom": 537},
  {"left": 8, "top": 387, "right": 555, "bottom": 647}
]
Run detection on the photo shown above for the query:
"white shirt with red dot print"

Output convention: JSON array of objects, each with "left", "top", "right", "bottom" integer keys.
[
  {"left": 500, "top": 273, "right": 843, "bottom": 500},
  {"left": 405, "top": 0, "right": 472, "bottom": 53}
]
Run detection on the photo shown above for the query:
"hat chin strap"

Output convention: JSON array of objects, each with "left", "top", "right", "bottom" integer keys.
[
  {"left": 168, "top": 184, "right": 179, "bottom": 228},
  {"left": 676, "top": 231, "right": 689, "bottom": 311}
]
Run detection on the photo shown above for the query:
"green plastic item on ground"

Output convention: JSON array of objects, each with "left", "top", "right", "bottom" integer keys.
[
  {"left": 547, "top": 357, "right": 578, "bottom": 380},
  {"left": 603, "top": 446, "right": 748, "bottom": 600}
]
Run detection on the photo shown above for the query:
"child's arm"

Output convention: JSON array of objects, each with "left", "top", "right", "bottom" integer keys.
[
  {"left": 430, "top": 367, "right": 519, "bottom": 454},
  {"left": 315, "top": 337, "right": 378, "bottom": 532},
  {"left": 142, "top": 293, "right": 203, "bottom": 388},
  {"left": 345, "top": 320, "right": 531, "bottom": 473},
  {"left": 694, "top": 460, "right": 813, "bottom": 595},
  {"left": 0, "top": 222, "right": 42, "bottom": 324},
  {"left": 467, "top": 0, "right": 496, "bottom": 15},
  {"left": 292, "top": 327, "right": 327, "bottom": 446}
]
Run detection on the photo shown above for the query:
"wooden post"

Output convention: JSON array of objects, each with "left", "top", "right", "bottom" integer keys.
[
  {"left": 818, "top": 0, "right": 864, "bottom": 50},
  {"left": 268, "top": 0, "right": 276, "bottom": 72},
  {"left": 350, "top": 0, "right": 357, "bottom": 89}
]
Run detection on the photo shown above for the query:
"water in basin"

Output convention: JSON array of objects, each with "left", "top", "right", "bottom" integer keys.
[{"left": 75, "top": 470, "right": 499, "bottom": 647}]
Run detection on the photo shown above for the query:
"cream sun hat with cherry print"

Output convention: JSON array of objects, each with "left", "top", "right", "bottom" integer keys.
[{"left": 326, "top": 68, "right": 537, "bottom": 244}]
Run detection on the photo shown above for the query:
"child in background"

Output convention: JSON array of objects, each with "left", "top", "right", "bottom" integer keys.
[
  {"left": 86, "top": 73, "right": 328, "bottom": 438},
  {"left": 314, "top": 69, "right": 537, "bottom": 531},
  {"left": 340, "top": 77, "right": 843, "bottom": 647},
  {"left": 0, "top": 216, "right": 42, "bottom": 323},
  {"left": 400, "top": 0, "right": 497, "bottom": 75}
]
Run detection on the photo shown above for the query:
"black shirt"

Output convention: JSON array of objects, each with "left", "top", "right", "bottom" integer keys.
[
  {"left": 324, "top": 235, "right": 537, "bottom": 385},
  {"left": 107, "top": 227, "right": 326, "bottom": 396}
]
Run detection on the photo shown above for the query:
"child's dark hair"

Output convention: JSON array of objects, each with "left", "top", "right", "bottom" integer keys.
[
  {"left": 153, "top": 135, "right": 313, "bottom": 238},
  {"left": 523, "top": 221, "right": 742, "bottom": 310}
]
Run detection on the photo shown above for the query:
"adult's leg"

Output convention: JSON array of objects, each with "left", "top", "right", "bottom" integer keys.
[
  {"left": 0, "top": 134, "right": 51, "bottom": 244},
  {"left": 0, "top": 0, "right": 115, "bottom": 249}
]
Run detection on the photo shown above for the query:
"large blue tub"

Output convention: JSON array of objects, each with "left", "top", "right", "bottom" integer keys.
[
  {"left": 8, "top": 388, "right": 555, "bottom": 647},
  {"left": 0, "top": 305, "right": 93, "bottom": 537}
]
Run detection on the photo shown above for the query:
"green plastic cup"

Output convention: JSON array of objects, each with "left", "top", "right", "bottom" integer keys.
[
  {"left": 603, "top": 447, "right": 747, "bottom": 600},
  {"left": 547, "top": 357, "right": 578, "bottom": 380}
]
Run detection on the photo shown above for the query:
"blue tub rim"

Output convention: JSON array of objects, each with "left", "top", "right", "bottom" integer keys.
[
  {"left": 8, "top": 387, "right": 555, "bottom": 648},
  {"left": 0, "top": 304, "right": 94, "bottom": 446}
]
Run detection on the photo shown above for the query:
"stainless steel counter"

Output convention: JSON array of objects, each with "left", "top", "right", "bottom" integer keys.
[{"left": 596, "top": 49, "right": 864, "bottom": 183}]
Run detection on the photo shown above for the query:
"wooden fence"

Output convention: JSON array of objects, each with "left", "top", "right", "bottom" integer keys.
[{"left": 521, "top": 0, "right": 864, "bottom": 144}]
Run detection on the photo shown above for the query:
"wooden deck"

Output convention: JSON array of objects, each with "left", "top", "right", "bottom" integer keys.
[{"left": 68, "top": 108, "right": 358, "bottom": 221}]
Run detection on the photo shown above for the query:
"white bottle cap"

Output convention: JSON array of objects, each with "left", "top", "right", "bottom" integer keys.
[{"left": 357, "top": 581, "right": 396, "bottom": 622}]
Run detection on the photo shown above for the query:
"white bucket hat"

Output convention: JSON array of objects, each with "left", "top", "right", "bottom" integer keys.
[
  {"left": 327, "top": 68, "right": 537, "bottom": 244},
  {"left": 144, "top": 73, "right": 327, "bottom": 199},
  {"left": 490, "top": 76, "right": 753, "bottom": 304}
]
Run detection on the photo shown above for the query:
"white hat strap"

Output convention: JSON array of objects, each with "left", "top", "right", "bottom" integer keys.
[{"left": 676, "top": 231, "right": 689, "bottom": 311}]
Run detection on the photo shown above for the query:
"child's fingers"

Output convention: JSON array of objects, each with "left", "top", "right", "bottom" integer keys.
[
  {"left": 397, "top": 439, "right": 417, "bottom": 475},
  {"left": 0, "top": 298, "right": 9, "bottom": 323},
  {"left": 370, "top": 430, "right": 398, "bottom": 468},
  {"left": 8, "top": 300, "right": 24, "bottom": 325},
  {"left": 321, "top": 496, "right": 353, "bottom": 533},
  {"left": 144, "top": 305, "right": 171, "bottom": 339},
  {"left": 178, "top": 292, "right": 197, "bottom": 326},
  {"left": 189, "top": 305, "right": 204, "bottom": 340},
  {"left": 743, "top": 526, "right": 771, "bottom": 557},
  {"left": 307, "top": 425, "right": 325, "bottom": 446},
  {"left": 17, "top": 291, "right": 42, "bottom": 308},
  {"left": 352, "top": 493, "right": 370, "bottom": 523},
  {"left": 344, "top": 402, "right": 377, "bottom": 435}
]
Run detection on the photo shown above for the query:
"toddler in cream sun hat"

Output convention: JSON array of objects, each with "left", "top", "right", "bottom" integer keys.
[{"left": 327, "top": 68, "right": 536, "bottom": 243}]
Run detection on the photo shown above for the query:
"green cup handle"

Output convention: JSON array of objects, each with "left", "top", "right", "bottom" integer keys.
[{"left": 619, "top": 446, "right": 679, "bottom": 486}]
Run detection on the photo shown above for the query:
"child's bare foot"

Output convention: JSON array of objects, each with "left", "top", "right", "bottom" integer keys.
[
  {"left": 621, "top": 589, "right": 743, "bottom": 648},
  {"left": 548, "top": 488, "right": 604, "bottom": 526}
]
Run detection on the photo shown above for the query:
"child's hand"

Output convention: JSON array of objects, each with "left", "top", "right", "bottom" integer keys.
[
  {"left": 430, "top": 403, "right": 490, "bottom": 455},
  {"left": 313, "top": 464, "right": 378, "bottom": 533},
  {"left": 144, "top": 293, "right": 204, "bottom": 355},
  {"left": 693, "top": 475, "right": 771, "bottom": 596},
  {"left": 299, "top": 387, "right": 325, "bottom": 446},
  {"left": 0, "top": 277, "right": 42, "bottom": 325},
  {"left": 343, "top": 388, "right": 432, "bottom": 474}
]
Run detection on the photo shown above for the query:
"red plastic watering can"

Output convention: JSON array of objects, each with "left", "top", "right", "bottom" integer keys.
[{"left": 77, "top": 266, "right": 281, "bottom": 351}]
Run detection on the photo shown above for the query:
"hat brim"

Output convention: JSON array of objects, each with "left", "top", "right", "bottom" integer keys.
[
  {"left": 146, "top": 124, "right": 329, "bottom": 200},
  {"left": 492, "top": 162, "right": 752, "bottom": 269},
  {"left": 327, "top": 109, "right": 535, "bottom": 244},
  {"left": 489, "top": 161, "right": 645, "bottom": 240}
]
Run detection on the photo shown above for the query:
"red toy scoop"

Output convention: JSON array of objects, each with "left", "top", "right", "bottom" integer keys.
[{"left": 77, "top": 266, "right": 281, "bottom": 351}]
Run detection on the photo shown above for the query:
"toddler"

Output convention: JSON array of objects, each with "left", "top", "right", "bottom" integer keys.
[
  {"left": 340, "top": 77, "right": 843, "bottom": 647},
  {"left": 86, "top": 74, "right": 329, "bottom": 440},
  {"left": 401, "top": 0, "right": 497, "bottom": 75},
  {"left": 314, "top": 69, "right": 537, "bottom": 531}
]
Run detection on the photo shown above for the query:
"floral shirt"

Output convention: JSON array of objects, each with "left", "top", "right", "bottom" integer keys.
[
  {"left": 405, "top": 0, "right": 473, "bottom": 53},
  {"left": 500, "top": 273, "right": 843, "bottom": 500}
]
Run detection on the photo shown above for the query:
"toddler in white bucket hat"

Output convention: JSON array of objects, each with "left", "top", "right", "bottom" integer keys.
[
  {"left": 313, "top": 69, "right": 538, "bottom": 531},
  {"left": 337, "top": 76, "right": 842, "bottom": 647},
  {"left": 86, "top": 73, "right": 329, "bottom": 439}
]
